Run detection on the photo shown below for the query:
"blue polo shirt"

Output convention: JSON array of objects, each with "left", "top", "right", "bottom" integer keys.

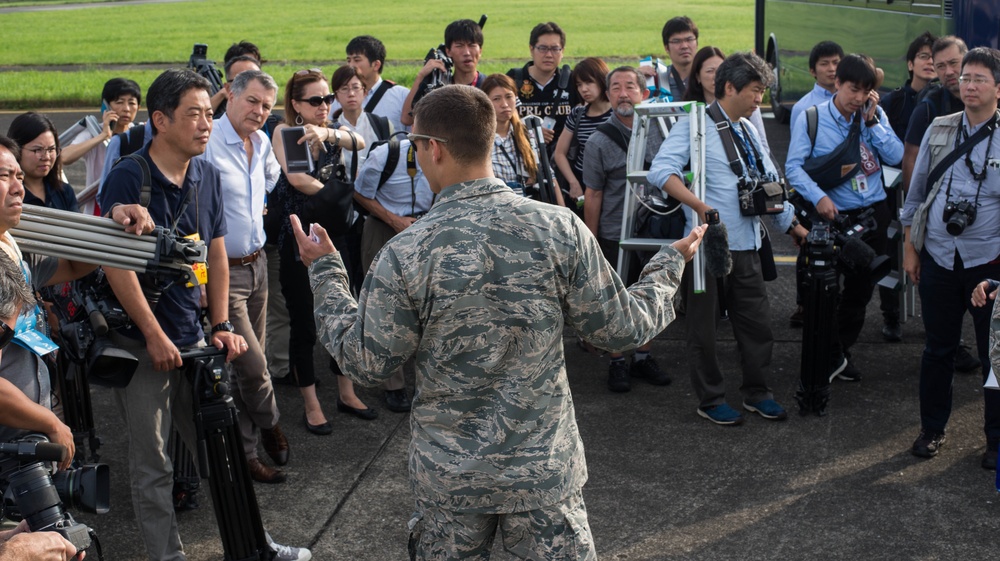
[{"left": 100, "top": 145, "right": 227, "bottom": 346}]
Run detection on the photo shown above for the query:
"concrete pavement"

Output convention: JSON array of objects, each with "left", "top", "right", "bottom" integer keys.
[{"left": 2, "top": 109, "right": 998, "bottom": 560}]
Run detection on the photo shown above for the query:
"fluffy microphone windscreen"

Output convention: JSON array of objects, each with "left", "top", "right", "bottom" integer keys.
[{"left": 704, "top": 220, "right": 733, "bottom": 278}]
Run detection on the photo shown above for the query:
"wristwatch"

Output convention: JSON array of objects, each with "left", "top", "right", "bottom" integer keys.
[{"left": 211, "top": 321, "right": 235, "bottom": 334}]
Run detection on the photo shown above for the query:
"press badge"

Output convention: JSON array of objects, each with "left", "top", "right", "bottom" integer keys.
[
  {"left": 185, "top": 233, "right": 208, "bottom": 287},
  {"left": 13, "top": 313, "right": 58, "bottom": 356},
  {"left": 852, "top": 173, "right": 869, "bottom": 193}
]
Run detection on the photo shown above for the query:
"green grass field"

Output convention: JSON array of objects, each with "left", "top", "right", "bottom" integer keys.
[{"left": 0, "top": 0, "right": 755, "bottom": 108}]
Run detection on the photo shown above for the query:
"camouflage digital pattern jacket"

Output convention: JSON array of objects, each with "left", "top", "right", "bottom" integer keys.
[{"left": 310, "top": 177, "right": 686, "bottom": 513}]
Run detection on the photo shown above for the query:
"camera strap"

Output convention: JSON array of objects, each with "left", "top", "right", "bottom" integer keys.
[
  {"left": 927, "top": 111, "right": 999, "bottom": 195},
  {"left": 706, "top": 102, "right": 765, "bottom": 180}
]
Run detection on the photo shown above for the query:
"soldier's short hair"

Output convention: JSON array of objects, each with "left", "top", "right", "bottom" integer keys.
[{"left": 412, "top": 85, "right": 494, "bottom": 167}]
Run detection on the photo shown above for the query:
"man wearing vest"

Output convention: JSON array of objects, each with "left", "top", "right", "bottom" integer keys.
[
  {"left": 506, "top": 22, "right": 580, "bottom": 150},
  {"left": 651, "top": 52, "right": 808, "bottom": 425},
  {"left": 900, "top": 47, "right": 1000, "bottom": 470},
  {"left": 785, "top": 54, "right": 904, "bottom": 384},
  {"left": 329, "top": 35, "right": 410, "bottom": 133},
  {"left": 583, "top": 66, "right": 667, "bottom": 393}
]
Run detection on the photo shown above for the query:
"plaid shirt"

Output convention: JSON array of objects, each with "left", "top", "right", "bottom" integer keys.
[{"left": 490, "top": 132, "right": 538, "bottom": 195}]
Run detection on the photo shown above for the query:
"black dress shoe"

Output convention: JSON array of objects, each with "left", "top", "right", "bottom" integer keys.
[
  {"left": 247, "top": 458, "right": 286, "bottom": 484},
  {"left": 302, "top": 412, "right": 333, "bottom": 435},
  {"left": 336, "top": 399, "right": 378, "bottom": 420},
  {"left": 385, "top": 389, "right": 412, "bottom": 413},
  {"left": 261, "top": 425, "right": 290, "bottom": 465},
  {"left": 881, "top": 320, "right": 902, "bottom": 342}
]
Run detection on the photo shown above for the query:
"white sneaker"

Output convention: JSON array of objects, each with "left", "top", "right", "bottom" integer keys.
[{"left": 266, "top": 531, "right": 312, "bottom": 561}]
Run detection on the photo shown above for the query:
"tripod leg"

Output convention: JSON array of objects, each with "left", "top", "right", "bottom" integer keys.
[{"left": 796, "top": 265, "right": 838, "bottom": 415}]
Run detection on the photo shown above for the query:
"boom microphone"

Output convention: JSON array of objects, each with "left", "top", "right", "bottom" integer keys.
[
  {"left": 838, "top": 236, "right": 876, "bottom": 274},
  {"left": 703, "top": 209, "right": 732, "bottom": 278},
  {"left": 0, "top": 441, "right": 69, "bottom": 463}
]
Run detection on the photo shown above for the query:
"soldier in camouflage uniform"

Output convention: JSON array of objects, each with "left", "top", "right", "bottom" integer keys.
[{"left": 291, "top": 85, "right": 705, "bottom": 560}]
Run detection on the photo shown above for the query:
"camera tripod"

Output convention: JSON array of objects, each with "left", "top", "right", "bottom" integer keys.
[
  {"left": 795, "top": 242, "right": 839, "bottom": 416},
  {"left": 181, "top": 347, "right": 275, "bottom": 561}
]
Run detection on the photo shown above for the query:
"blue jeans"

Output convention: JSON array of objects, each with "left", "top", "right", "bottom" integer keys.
[{"left": 917, "top": 249, "right": 1000, "bottom": 440}]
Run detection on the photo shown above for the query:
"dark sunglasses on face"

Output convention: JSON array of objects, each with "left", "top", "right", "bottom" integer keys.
[
  {"left": 298, "top": 94, "right": 336, "bottom": 107},
  {"left": 0, "top": 321, "right": 15, "bottom": 351}
]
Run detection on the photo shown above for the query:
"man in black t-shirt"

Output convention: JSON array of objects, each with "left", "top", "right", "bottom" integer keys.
[{"left": 507, "top": 22, "right": 580, "bottom": 153}]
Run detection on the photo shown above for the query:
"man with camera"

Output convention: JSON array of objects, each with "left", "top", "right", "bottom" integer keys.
[
  {"left": 100, "top": 69, "right": 308, "bottom": 561},
  {"left": 583, "top": 66, "right": 668, "bottom": 393},
  {"left": 651, "top": 52, "right": 808, "bottom": 426},
  {"left": 785, "top": 54, "right": 903, "bottom": 383},
  {"left": 400, "top": 19, "right": 485, "bottom": 127},
  {"left": 292, "top": 84, "right": 705, "bottom": 559},
  {"left": 0, "top": 215, "right": 79, "bottom": 561},
  {"left": 203, "top": 69, "right": 290, "bottom": 484},
  {"left": 900, "top": 47, "right": 1000, "bottom": 469}
]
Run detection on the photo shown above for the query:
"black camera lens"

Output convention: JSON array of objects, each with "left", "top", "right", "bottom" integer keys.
[
  {"left": 6, "top": 462, "right": 67, "bottom": 531},
  {"left": 53, "top": 464, "right": 110, "bottom": 514}
]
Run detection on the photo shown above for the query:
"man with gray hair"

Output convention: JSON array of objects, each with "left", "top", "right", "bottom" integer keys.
[
  {"left": 651, "top": 52, "right": 807, "bottom": 425},
  {"left": 203, "top": 69, "right": 288, "bottom": 484},
  {"left": 583, "top": 65, "right": 669, "bottom": 392}
]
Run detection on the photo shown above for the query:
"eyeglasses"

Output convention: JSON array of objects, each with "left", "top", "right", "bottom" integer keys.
[
  {"left": 668, "top": 36, "right": 698, "bottom": 46},
  {"left": 0, "top": 321, "right": 15, "bottom": 351},
  {"left": 298, "top": 94, "right": 336, "bottom": 107},
  {"left": 407, "top": 133, "right": 449, "bottom": 151},
  {"left": 533, "top": 45, "right": 563, "bottom": 54},
  {"left": 915, "top": 53, "right": 933, "bottom": 61},
  {"left": 295, "top": 68, "right": 322, "bottom": 76},
  {"left": 26, "top": 146, "right": 59, "bottom": 158},
  {"left": 337, "top": 84, "right": 364, "bottom": 95},
  {"left": 959, "top": 74, "right": 995, "bottom": 86}
]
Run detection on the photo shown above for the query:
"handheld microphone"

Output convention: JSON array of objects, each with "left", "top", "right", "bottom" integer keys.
[
  {"left": 703, "top": 209, "right": 732, "bottom": 278},
  {"left": 838, "top": 236, "right": 876, "bottom": 274}
]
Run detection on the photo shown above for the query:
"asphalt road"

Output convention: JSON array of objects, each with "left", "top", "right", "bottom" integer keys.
[{"left": 1, "top": 108, "right": 998, "bottom": 560}]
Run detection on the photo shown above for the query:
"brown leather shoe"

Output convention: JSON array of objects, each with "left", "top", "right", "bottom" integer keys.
[
  {"left": 247, "top": 458, "right": 286, "bottom": 484},
  {"left": 261, "top": 425, "right": 290, "bottom": 466}
]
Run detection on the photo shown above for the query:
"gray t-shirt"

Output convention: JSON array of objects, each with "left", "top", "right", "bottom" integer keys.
[{"left": 582, "top": 115, "right": 665, "bottom": 239}]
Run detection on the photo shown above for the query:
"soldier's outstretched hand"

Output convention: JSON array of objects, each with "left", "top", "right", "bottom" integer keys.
[{"left": 671, "top": 224, "right": 707, "bottom": 262}]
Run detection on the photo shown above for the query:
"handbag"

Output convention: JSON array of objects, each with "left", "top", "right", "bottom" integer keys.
[
  {"left": 800, "top": 106, "right": 863, "bottom": 191},
  {"left": 300, "top": 132, "right": 357, "bottom": 237}
]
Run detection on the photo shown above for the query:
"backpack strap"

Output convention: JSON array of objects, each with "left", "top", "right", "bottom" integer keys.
[
  {"left": 369, "top": 113, "right": 392, "bottom": 142},
  {"left": 597, "top": 121, "right": 628, "bottom": 153},
  {"left": 372, "top": 131, "right": 410, "bottom": 191},
  {"left": 364, "top": 81, "right": 394, "bottom": 114},
  {"left": 112, "top": 153, "right": 153, "bottom": 207},
  {"left": 116, "top": 125, "right": 146, "bottom": 158},
  {"left": 557, "top": 64, "right": 572, "bottom": 90},
  {"left": 806, "top": 105, "right": 819, "bottom": 155}
]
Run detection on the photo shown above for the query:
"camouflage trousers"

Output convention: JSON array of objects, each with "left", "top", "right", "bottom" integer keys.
[{"left": 407, "top": 490, "right": 596, "bottom": 560}]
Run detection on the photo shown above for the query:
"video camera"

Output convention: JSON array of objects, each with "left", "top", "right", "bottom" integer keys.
[
  {"left": 789, "top": 188, "right": 890, "bottom": 279},
  {"left": 187, "top": 43, "right": 225, "bottom": 97},
  {"left": 46, "top": 269, "right": 137, "bottom": 390},
  {"left": 0, "top": 436, "right": 109, "bottom": 559}
]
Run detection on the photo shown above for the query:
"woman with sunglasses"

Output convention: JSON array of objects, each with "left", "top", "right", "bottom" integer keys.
[
  {"left": 271, "top": 68, "right": 373, "bottom": 435},
  {"left": 481, "top": 74, "right": 564, "bottom": 206},
  {"left": 7, "top": 112, "right": 78, "bottom": 212}
]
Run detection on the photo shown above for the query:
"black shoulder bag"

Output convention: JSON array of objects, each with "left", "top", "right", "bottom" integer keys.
[
  {"left": 800, "top": 106, "right": 863, "bottom": 190},
  {"left": 301, "top": 133, "right": 358, "bottom": 237}
]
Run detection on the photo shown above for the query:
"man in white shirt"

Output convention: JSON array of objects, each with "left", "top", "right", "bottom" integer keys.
[
  {"left": 329, "top": 35, "right": 410, "bottom": 133},
  {"left": 203, "top": 69, "right": 288, "bottom": 484}
]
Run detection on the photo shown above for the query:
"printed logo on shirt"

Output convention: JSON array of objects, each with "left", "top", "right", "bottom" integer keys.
[{"left": 520, "top": 80, "right": 535, "bottom": 99}]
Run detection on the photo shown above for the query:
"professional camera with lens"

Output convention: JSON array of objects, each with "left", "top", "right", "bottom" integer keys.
[
  {"left": 943, "top": 199, "right": 977, "bottom": 236},
  {"left": 0, "top": 435, "right": 109, "bottom": 557},
  {"left": 420, "top": 45, "right": 454, "bottom": 94}
]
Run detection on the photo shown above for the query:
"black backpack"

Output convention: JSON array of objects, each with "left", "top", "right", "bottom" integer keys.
[
  {"left": 366, "top": 131, "right": 416, "bottom": 191},
  {"left": 115, "top": 124, "right": 147, "bottom": 158}
]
